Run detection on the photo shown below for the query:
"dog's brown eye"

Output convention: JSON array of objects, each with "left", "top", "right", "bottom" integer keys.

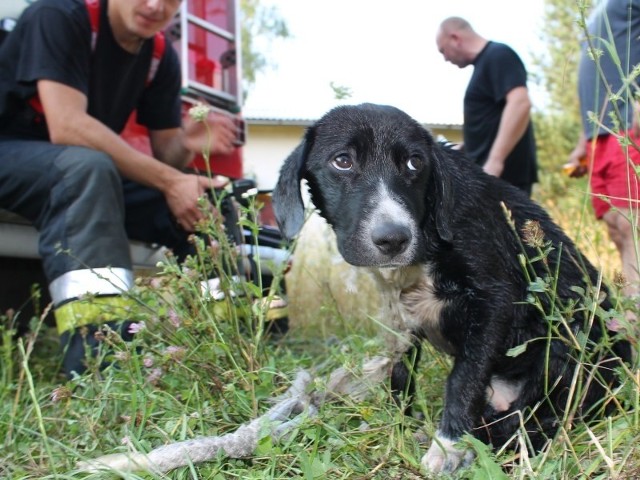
[
  {"left": 407, "top": 156, "right": 423, "bottom": 171},
  {"left": 332, "top": 154, "right": 353, "bottom": 171}
]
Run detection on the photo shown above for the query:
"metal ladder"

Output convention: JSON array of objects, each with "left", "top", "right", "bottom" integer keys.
[{"left": 174, "top": 0, "right": 243, "bottom": 112}]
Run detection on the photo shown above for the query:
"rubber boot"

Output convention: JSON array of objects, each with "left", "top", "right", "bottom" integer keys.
[{"left": 55, "top": 296, "right": 137, "bottom": 378}]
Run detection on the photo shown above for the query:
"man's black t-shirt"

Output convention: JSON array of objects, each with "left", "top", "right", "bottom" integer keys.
[
  {"left": 463, "top": 41, "right": 538, "bottom": 187},
  {"left": 0, "top": 0, "right": 182, "bottom": 140}
]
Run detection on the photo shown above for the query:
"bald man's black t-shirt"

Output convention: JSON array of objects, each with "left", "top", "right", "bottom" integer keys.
[{"left": 463, "top": 41, "right": 538, "bottom": 188}]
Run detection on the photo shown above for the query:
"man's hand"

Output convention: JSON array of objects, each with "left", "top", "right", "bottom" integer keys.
[
  {"left": 565, "top": 134, "right": 588, "bottom": 178},
  {"left": 182, "top": 109, "right": 237, "bottom": 156},
  {"left": 483, "top": 86, "right": 531, "bottom": 180},
  {"left": 483, "top": 157, "right": 505, "bottom": 177},
  {"left": 163, "top": 173, "right": 228, "bottom": 232},
  {"left": 150, "top": 108, "right": 238, "bottom": 169},
  {"left": 565, "top": 149, "right": 588, "bottom": 178}
]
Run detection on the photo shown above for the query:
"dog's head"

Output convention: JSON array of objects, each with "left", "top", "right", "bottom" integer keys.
[{"left": 272, "top": 103, "right": 455, "bottom": 268}]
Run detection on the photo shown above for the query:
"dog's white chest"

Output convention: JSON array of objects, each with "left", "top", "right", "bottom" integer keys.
[{"left": 372, "top": 265, "right": 455, "bottom": 355}]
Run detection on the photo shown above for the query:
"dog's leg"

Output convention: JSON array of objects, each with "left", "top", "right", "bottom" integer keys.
[
  {"left": 390, "top": 341, "right": 421, "bottom": 414},
  {"left": 422, "top": 433, "right": 475, "bottom": 473},
  {"left": 421, "top": 352, "right": 496, "bottom": 473}
]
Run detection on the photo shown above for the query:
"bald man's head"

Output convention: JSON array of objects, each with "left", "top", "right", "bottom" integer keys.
[{"left": 435, "top": 17, "right": 484, "bottom": 68}]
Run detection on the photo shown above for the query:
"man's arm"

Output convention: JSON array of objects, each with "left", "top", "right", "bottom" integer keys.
[
  {"left": 566, "top": 130, "right": 588, "bottom": 178},
  {"left": 149, "top": 111, "right": 237, "bottom": 170},
  {"left": 38, "top": 79, "right": 224, "bottom": 231},
  {"left": 483, "top": 86, "right": 532, "bottom": 177}
]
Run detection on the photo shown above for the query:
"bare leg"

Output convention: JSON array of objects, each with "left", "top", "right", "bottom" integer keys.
[{"left": 603, "top": 208, "right": 640, "bottom": 297}]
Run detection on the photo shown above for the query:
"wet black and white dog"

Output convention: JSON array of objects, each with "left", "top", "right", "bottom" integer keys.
[{"left": 272, "top": 104, "right": 631, "bottom": 474}]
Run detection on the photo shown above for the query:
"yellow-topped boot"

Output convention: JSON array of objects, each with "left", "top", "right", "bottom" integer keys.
[{"left": 55, "top": 295, "right": 137, "bottom": 377}]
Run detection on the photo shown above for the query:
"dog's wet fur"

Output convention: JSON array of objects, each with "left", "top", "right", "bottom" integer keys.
[{"left": 272, "top": 103, "right": 631, "bottom": 473}]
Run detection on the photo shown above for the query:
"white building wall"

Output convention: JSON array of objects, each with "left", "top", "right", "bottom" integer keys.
[{"left": 242, "top": 124, "right": 307, "bottom": 191}]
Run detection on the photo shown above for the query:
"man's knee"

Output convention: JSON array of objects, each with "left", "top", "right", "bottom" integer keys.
[
  {"left": 56, "top": 147, "right": 119, "bottom": 190},
  {"left": 606, "top": 210, "right": 634, "bottom": 233},
  {"left": 52, "top": 147, "right": 124, "bottom": 217},
  {"left": 603, "top": 209, "right": 637, "bottom": 251}
]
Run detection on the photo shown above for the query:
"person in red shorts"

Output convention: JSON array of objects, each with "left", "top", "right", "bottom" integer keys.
[{"left": 567, "top": 0, "right": 640, "bottom": 300}]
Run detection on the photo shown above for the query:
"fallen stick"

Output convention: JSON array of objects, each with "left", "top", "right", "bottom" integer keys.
[{"left": 76, "top": 356, "right": 392, "bottom": 475}]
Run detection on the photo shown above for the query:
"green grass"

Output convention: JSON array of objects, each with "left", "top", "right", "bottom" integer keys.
[{"left": 1, "top": 173, "right": 639, "bottom": 479}]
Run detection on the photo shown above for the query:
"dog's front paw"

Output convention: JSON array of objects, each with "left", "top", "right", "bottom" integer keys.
[{"left": 420, "top": 432, "right": 473, "bottom": 474}]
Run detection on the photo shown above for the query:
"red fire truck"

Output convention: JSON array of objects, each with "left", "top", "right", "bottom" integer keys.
[{"left": 0, "top": 1, "right": 288, "bottom": 323}]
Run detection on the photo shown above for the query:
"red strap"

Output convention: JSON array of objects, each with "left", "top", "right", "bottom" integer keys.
[
  {"left": 147, "top": 31, "right": 166, "bottom": 85},
  {"left": 28, "top": 96, "right": 44, "bottom": 114},
  {"left": 84, "top": 0, "right": 100, "bottom": 50}
]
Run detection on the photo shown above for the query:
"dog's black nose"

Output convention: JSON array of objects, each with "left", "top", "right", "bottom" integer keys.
[{"left": 371, "top": 222, "right": 411, "bottom": 256}]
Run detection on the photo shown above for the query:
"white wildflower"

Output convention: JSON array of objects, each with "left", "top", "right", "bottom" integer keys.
[
  {"left": 240, "top": 187, "right": 258, "bottom": 199},
  {"left": 188, "top": 102, "right": 211, "bottom": 122}
]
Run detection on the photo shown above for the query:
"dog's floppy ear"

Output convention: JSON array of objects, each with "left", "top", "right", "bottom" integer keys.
[
  {"left": 431, "top": 145, "right": 455, "bottom": 243},
  {"left": 272, "top": 140, "right": 309, "bottom": 239}
]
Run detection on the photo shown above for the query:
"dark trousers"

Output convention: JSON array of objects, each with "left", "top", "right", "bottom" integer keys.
[{"left": 0, "top": 139, "right": 193, "bottom": 284}]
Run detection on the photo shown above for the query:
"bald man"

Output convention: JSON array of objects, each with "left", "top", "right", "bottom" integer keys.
[{"left": 436, "top": 17, "right": 538, "bottom": 195}]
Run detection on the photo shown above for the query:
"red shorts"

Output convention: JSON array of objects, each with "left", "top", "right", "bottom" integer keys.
[{"left": 590, "top": 132, "right": 640, "bottom": 219}]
